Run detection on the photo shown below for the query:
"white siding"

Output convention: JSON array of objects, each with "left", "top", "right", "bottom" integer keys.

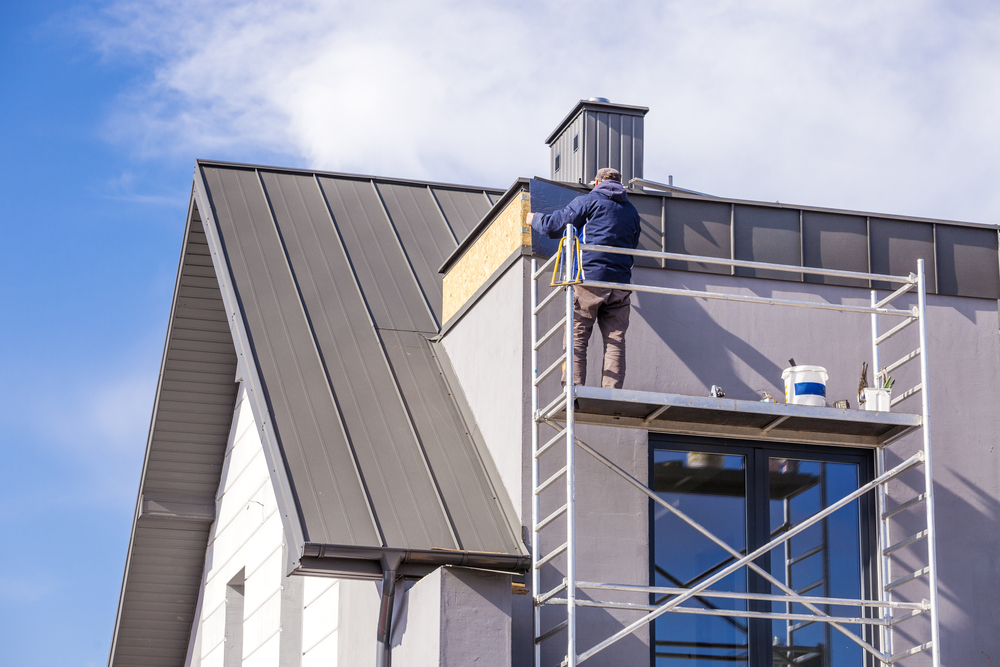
[
  {"left": 187, "top": 385, "right": 342, "bottom": 667},
  {"left": 302, "top": 578, "right": 339, "bottom": 666}
]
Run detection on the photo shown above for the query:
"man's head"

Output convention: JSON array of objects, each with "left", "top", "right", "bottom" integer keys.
[{"left": 594, "top": 167, "right": 622, "bottom": 185}]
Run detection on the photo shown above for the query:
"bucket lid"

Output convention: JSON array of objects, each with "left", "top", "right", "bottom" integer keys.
[{"left": 781, "top": 365, "right": 828, "bottom": 379}]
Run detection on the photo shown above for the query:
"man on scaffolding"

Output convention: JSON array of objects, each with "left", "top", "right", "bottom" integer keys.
[{"left": 530, "top": 167, "right": 642, "bottom": 389}]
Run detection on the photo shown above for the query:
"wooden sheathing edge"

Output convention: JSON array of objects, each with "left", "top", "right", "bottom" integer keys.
[{"left": 442, "top": 193, "right": 531, "bottom": 323}]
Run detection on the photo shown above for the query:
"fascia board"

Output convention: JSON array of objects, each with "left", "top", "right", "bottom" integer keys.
[
  {"left": 107, "top": 187, "right": 202, "bottom": 667},
  {"left": 192, "top": 165, "right": 307, "bottom": 573}
]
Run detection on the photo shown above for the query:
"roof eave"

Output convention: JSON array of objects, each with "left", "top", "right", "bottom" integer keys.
[
  {"left": 544, "top": 100, "right": 650, "bottom": 146},
  {"left": 298, "top": 543, "right": 531, "bottom": 580}
]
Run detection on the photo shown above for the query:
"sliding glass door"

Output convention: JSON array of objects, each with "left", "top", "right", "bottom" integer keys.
[{"left": 651, "top": 438, "right": 875, "bottom": 667}]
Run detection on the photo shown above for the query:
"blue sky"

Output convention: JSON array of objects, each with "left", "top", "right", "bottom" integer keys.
[{"left": 1, "top": 1, "right": 998, "bottom": 665}]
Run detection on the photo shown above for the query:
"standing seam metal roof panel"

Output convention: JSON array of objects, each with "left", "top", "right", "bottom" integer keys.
[
  {"left": 317, "top": 176, "right": 438, "bottom": 333},
  {"left": 203, "top": 166, "right": 381, "bottom": 546},
  {"left": 430, "top": 187, "right": 493, "bottom": 242},
  {"left": 258, "top": 170, "right": 456, "bottom": 549},
  {"left": 375, "top": 181, "right": 460, "bottom": 322},
  {"left": 380, "top": 329, "right": 518, "bottom": 553}
]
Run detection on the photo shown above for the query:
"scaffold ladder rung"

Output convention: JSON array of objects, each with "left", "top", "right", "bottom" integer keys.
[
  {"left": 536, "top": 542, "right": 568, "bottom": 568},
  {"left": 535, "top": 466, "right": 567, "bottom": 496},
  {"left": 884, "top": 529, "right": 929, "bottom": 556},
  {"left": 534, "top": 620, "right": 568, "bottom": 645},
  {"left": 537, "top": 504, "right": 567, "bottom": 531},
  {"left": 534, "top": 353, "right": 567, "bottom": 387},
  {"left": 536, "top": 581, "right": 567, "bottom": 606},
  {"left": 890, "top": 383, "right": 923, "bottom": 407},
  {"left": 535, "top": 428, "right": 567, "bottom": 459},
  {"left": 534, "top": 316, "right": 568, "bottom": 350},
  {"left": 885, "top": 566, "right": 931, "bottom": 592},
  {"left": 882, "top": 492, "right": 928, "bottom": 520}
]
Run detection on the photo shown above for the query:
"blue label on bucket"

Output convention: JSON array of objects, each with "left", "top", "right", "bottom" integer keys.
[{"left": 794, "top": 382, "right": 826, "bottom": 397}]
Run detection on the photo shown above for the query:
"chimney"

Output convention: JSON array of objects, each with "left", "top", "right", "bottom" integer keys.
[{"left": 545, "top": 98, "right": 649, "bottom": 185}]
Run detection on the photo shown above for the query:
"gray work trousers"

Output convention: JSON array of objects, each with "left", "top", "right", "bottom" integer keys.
[{"left": 565, "top": 286, "right": 631, "bottom": 389}]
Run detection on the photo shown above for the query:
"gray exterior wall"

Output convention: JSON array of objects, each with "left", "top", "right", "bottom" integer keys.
[
  {"left": 444, "top": 252, "right": 1000, "bottom": 666},
  {"left": 392, "top": 566, "right": 513, "bottom": 667}
]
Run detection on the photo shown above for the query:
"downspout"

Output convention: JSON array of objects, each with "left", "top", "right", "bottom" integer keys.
[{"left": 375, "top": 553, "right": 403, "bottom": 667}]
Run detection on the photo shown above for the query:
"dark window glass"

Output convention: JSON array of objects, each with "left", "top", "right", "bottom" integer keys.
[
  {"left": 652, "top": 439, "right": 873, "bottom": 667},
  {"left": 555, "top": 153, "right": 561, "bottom": 173},
  {"left": 574, "top": 132, "right": 580, "bottom": 152}
]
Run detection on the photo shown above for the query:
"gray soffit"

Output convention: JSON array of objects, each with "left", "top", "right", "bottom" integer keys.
[
  {"left": 108, "top": 195, "right": 239, "bottom": 667},
  {"left": 108, "top": 163, "right": 521, "bottom": 667}
]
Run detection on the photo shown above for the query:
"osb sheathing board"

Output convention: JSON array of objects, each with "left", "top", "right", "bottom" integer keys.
[{"left": 442, "top": 193, "right": 531, "bottom": 323}]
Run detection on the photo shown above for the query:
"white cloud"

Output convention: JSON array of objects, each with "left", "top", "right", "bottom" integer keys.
[{"left": 87, "top": 0, "right": 1000, "bottom": 222}]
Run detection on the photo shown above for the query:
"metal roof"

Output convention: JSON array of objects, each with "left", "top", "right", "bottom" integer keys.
[{"left": 108, "top": 162, "right": 524, "bottom": 667}]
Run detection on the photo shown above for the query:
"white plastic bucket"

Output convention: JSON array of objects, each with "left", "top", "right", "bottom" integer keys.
[
  {"left": 782, "top": 365, "right": 829, "bottom": 407},
  {"left": 862, "top": 388, "right": 891, "bottom": 412}
]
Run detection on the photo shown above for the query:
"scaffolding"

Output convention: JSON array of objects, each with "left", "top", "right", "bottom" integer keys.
[{"left": 530, "top": 225, "right": 940, "bottom": 667}]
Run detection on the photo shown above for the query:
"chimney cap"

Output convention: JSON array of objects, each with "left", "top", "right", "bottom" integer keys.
[{"left": 545, "top": 99, "right": 649, "bottom": 146}]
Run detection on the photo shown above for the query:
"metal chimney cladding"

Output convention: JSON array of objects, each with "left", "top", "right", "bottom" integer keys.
[{"left": 545, "top": 98, "right": 649, "bottom": 186}]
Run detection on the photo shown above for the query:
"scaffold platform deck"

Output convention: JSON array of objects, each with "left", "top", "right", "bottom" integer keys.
[{"left": 540, "top": 386, "right": 922, "bottom": 447}]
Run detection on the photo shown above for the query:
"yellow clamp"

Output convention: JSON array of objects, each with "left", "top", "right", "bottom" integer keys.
[{"left": 550, "top": 232, "right": 584, "bottom": 287}]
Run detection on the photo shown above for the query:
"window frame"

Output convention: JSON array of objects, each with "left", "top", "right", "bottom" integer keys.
[{"left": 648, "top": 434, "right": 879, "bottom": 667}]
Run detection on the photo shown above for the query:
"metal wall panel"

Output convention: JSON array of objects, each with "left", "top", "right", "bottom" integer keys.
[
  {"left": 734, "top": 205, "right": 801, "bottom": 281},
  {"left": 664, "top": 199, "right": 732, "bottom": 274},
  {"left": 631, "top": 193, "right": 664, "bottom": 268},
  {"left": 204, "top": 166, "right": 381, "bottom": 547},
  {"left": 632, "top": 114, "right": 644, "bottom": 181},
  {"left": 431, "top": 187, "right": 492, "bottom": 243},
  {"left": 550, "top": 113, "right": 585, "bottom": 184},
  {"left": 584, "top": 112, "right": 597, "bottom": 184},
  {"left": 260, "top": 170, "right": 455, "bottom": 549},
  {"left": 935, "top": 225, "right": 1000, "bottom": 298},
  {"left": 869, "top": 217, "right": 936, "bottom": 292},
  {"left": 608, "top": 113, "right": 621, "bottom": 174},
  {"left": 620, "top": 115, "right": 634, "bottom": 183},
  {"left": 596, "top": 112, "right": 609, "bottom": 174},
  {"left": 570, "top": 114, "right": 584, "bottom": 184},
  {"left": 802, "top": 210, "right": 869, "bottom": 287}
]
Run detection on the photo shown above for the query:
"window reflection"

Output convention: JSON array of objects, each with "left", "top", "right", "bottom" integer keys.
[
  {"left": 652, "top": 447, "right": 866, "bottom": 667},
  {"left": 653, "top": 450, "right": 749, "bottom": 666},
  {"left": 769, "top": 459, "right": 862, "bottom": 667}
]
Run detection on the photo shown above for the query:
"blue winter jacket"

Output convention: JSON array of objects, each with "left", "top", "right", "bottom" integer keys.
[{"left": 532, "top": 181, "right": 641, "bottom": 284}]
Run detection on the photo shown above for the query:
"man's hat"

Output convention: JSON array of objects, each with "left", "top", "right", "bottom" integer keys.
[{"left": 595, "top": 167, "right": 622, "bottom": 182}]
